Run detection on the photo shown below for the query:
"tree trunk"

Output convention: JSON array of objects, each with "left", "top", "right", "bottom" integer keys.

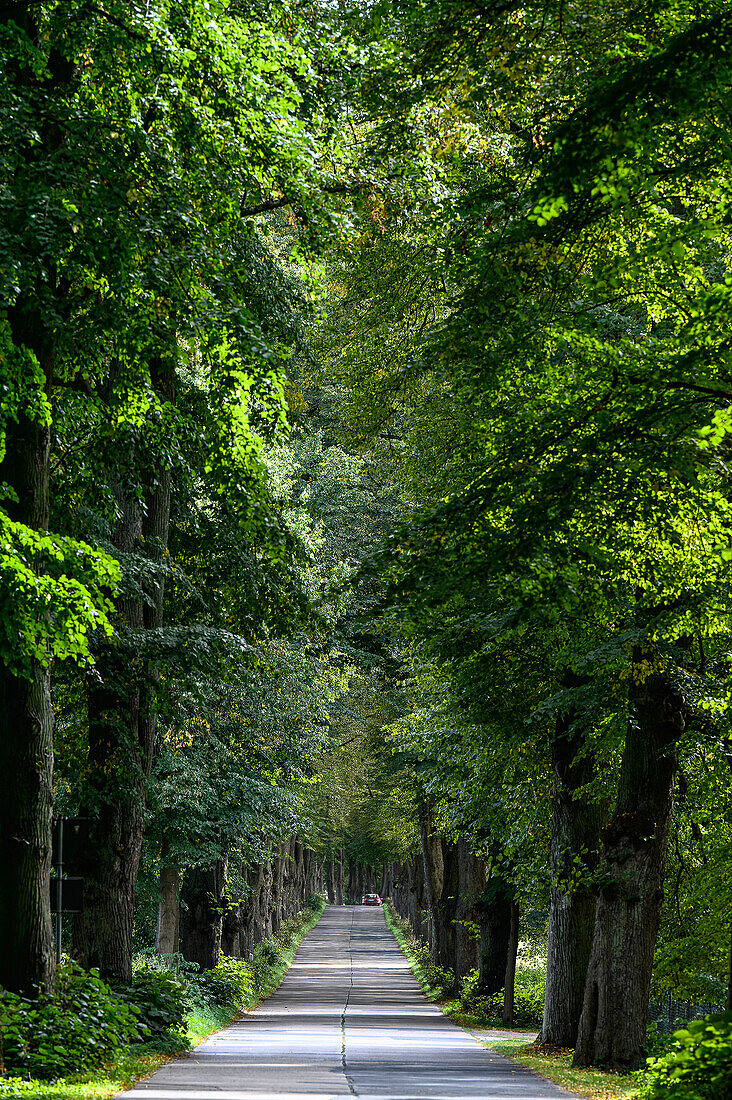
[
  {"left": 294, "top": 839, "right": 306, "bottom": 911},
  {"left": 0, "top": 306, "right": 56, "bottom": 997},
  {"left": 437, "top": 840, "right": 459, "bottom": 974},
  {"left": 73, "top": 494, "right": 145, "bottom": 981},
  {"left": 456, "top": 841, "right": 485, "bottom": 978},
  {"left": 541, "top": 687, "right": 606, "bottom": 1047},
  {"left": 326, "top": 858, "right": 336, "bottom": 903},
  {"left": 412, "top": 852, "right": 427, "bottom": 939},
  {"left": 419, "top": 801, "right": 444, "bottom": 962},
  {"left": 477, "top": 876, "right": 513, "bottom": 995},
  {"left": 380, "top": 864, "right": 389, "bottom": 898},
  {"left": 221, "top": 900, "right": 243, "bottom": 957},
  {"left": 263, "top": 860, "right": 275, "bottom": 937},
  {"left": 246, "top": 862, "right": 267, "bottom": 949},
  {"left": 270, "top": 848, "right": 283, "bottom": 933},
  {"left": 302, "top": 847, "right": 313, "bottom": 901},
  {"left": 336, "top": 847, "right": 345, "bottom": 905},
  {"left": 73, "top": 354, "right": 175, "bottom": 980},
  {"left": 574, "top": 657, "right": 686, "bottom": 1070},
  {"left": 0, "top": 654, "right": 54, "bottom": 996},
  {"left": 502, "top": 901, "right": 520, "bottom": 1025},
  {"left": 156, "top": 866, "right": 180, "bottom": 955},
  {"left": 180, "top": 861, "right": 226, "bottom": 970}
]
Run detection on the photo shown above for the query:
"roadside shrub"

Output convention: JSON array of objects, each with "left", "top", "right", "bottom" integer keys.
[
  {"left": 255, "top": 940, "right": 282, "bottom": 967},
  {"left": 281, "top": 911, "right": 316, "bottom": 950},
  {"left": 641, "top": 1013, "right": 732, "bottom": 1100},
  {"left": 133, "top": 949, "right": 200, "bottom": 981},
  {"left": 251, "top": 939, "right": 282, "bottom": 993},
  {"left": 384, "top": 907, "right": 457, "bottom": 998},
  {"left": 193, "top": 957, "right": 254, "bottom": 1015},
  {"left": 0, "top": 957, "right": 141, "bottom": 1080},
  {"left": 462, "top": 987, "right": 543, "bottom": 1027},
  {"left": 457, "top": 960, "right": 544, "bottom": 1027},
  {"left": 112, "top": 965, "right": 190, "bottom": 1044},
  {"left": 425, "top": 963, "right": 458, "bottom": 998}
]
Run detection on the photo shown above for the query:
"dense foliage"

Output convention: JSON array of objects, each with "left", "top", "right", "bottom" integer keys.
[
  {"left": 2, "top": 0, "right": 732, "bottom": 1089},
  {"left": 641, "top": 1014, "right": 732, "bottom": 1100},
  {"left": 0, "top": 959, "right": 142, "bottom": 1079}
]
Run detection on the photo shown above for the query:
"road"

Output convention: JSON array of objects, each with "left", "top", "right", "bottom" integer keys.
[{"left": 122, "top": 905, "right": 577, "bottom": 1100}]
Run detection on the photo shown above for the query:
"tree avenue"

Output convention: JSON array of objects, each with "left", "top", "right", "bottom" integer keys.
[{"left": 2, "top": 0, "right": 732, "bottom": 1093}]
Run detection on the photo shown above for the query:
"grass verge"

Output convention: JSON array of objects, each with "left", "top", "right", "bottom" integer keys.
[
  {"left": 384, "top": 902, "right": 641, "bottom": 1100},
  {"left": 0, "top": 902, "right": 325, "bottom": 1100},
  {"left": 483, "top": 1041, "right": 641, "bottom": 1100}
]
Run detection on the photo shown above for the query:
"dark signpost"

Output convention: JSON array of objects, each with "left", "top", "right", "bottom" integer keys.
[{"left": 51, "top": 817, "right": 89, "bottom": 959}]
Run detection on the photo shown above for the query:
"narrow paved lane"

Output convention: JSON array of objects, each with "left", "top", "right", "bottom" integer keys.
[{"left": 123, "top": 906, "right": 577, "bottom": 1100}]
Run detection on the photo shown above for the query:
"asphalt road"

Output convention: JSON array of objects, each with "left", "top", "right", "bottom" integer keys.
[{"left": 122, "top": 905, "right": 577, "bottom": 1100}]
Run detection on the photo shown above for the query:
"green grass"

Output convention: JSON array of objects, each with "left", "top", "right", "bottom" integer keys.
[
  {"left": 0, "top": 1047, "right": 173, "bottom": 1099},
  {"left": 0, "top": 902, "right": 325, "bottom": 1100},
  {"left": 484, "top": 1041, "right": 641, "bottom": 1100}
]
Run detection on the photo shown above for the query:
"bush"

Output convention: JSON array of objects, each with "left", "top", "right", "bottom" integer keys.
[
  {"left": 0, "top": 957, "right": 142, "bottom": 1080},
  {"left": 457, "top": 964, "right": 543, "bottom": 1027},
  {"left": 462, "top": 987, "right": 543, "bottom": 1027},
  {"left": 133, "top": 949, "right": 201, "bottom": 981},
  {"left": 192, "top": 957, "right": 254, "bottom": 1015},
  {"left": 112, "top": 964, "right": 191, "bottom": 1044},
  {"left": 254, "top": 940, "right": 282, "bottom": 967},
  {"left": 642, "top": 1013, "right": 732, "bottom": 1100}
]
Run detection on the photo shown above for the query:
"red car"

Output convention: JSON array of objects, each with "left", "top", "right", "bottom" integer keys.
[{"left": 361, "top": 893, "right": 381, "bottom": 906}]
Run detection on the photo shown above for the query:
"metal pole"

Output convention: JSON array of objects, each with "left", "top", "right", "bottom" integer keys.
[{"left": 56, "top": 817, "right": 64, "bottom": 961}]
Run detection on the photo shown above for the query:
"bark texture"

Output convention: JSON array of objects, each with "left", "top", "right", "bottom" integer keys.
[
  {"left": 455, "top": 841, "right": 485, "bottom": 979},
  {"left": 502, "top": 901, "right": 520, "bottom": 1025},
  {"left": 180, "top": 860, "right": 227, "bottom": 969},
  {"left": 477, "top": 876, "right": 513, "bottom": 995},
  {"left": 437, "top": 841, "right": 459, "bottom": 974},
  {"left": 336, "top": 848, "right": 345, "bottom": 905},
  {"left": 419, "top": 801, "right": 444, "bottom": 962},
  {"left": 156, "top": 865, "right": 180, "bottom": 955},
  {"left": 541, "top": 692, "right": 606, "bottom": 1047},
  {"left": 574, "top": 660, "right": 686, "bottom": 1070},
  {"left": 0, "top": 654, "right": 54, "bottom": 994}
]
